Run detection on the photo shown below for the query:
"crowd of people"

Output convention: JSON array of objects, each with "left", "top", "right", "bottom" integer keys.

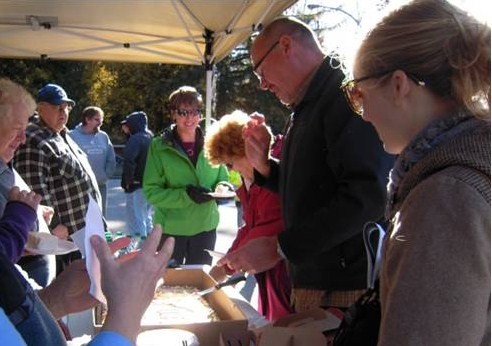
[{"left": 0, "top": 0, "right": 490, "bottom": 345}]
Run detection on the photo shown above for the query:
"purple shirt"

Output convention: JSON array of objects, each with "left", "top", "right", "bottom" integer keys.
[{"left": 0, "top": 201, "right": 37, "bottom": 262}]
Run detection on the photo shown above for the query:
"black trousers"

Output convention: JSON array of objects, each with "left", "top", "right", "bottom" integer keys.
[{"left": 158, "top": 229, "right": 216, "bottom": 265}]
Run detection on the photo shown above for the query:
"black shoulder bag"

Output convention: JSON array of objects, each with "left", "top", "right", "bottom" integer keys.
[{"left": 333, "top": 222, "right": 386, "bottom": 346}]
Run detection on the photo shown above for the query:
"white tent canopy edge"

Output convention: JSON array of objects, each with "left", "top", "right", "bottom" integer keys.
[{"left": 0, "top": 0, "right": 297, "bottom": 127}]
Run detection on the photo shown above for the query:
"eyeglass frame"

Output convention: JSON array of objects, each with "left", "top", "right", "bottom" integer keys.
[
  {"left": 174, "top": 108, "right": 202, "bottom": 117},
  {"left": 252, "top": 40, "right": 280, "bottom": 80},
  {"left": 341, "top": 70, "right": 426, "bottom": 116}
]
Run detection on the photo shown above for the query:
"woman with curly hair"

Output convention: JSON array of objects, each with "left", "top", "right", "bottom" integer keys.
[{"left": 204, "top": 110, "right": 293, "bottom": 321}]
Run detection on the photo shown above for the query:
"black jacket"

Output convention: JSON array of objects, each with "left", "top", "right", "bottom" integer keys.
[
  {"left": 121, "top": 112, "right": 153, "bottom": 193},
  {"left": 257, "top": 58, "right": 394, "bottom": 291}
]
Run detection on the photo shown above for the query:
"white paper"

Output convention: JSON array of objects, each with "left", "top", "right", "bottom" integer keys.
[
  {"left": 13, "top": 170, "right": 50, "bottom": 234},
  {"left": 71, "top": 229, "right": 86, "bottom": 258},
  {"left": 83, "top": 196, "right": 106, "bottom": 304}
]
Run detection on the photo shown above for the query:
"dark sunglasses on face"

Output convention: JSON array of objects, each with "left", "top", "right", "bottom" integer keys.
[
  {"left": 340, "top": 70, "right": 426, "bottom": 116},
  {"left": 175, "top": 108, "right": 201, "bottom": 117}
]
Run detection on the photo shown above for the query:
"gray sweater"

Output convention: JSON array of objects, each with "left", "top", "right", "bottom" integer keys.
[
  {"left": 69, "top": 124, "right": 116, "bottom": 186},
  {"left": 379, "top": 113, "right": 491, "bottom": 346}
]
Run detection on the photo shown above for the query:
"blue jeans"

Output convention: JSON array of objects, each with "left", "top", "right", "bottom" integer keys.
[
  {"left": 125, "top": 188, "right": 153, "bottom": 237},
  {"left": 16, "top": 286, "right": 66, "bottom": 346}
]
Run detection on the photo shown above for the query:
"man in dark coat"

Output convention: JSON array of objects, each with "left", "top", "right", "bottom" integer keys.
[{"left": 217, "top": 17, "right": 394, "bottom": 314}]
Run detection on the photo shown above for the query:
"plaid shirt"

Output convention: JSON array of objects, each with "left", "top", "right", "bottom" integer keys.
[{"left": 14, "top": 117, "right": 102, "bottom": 235}]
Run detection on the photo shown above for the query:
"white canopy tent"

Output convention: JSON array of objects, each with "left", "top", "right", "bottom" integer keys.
[{"left": 0, "top": 0, "right": 297, "bottom": 125}]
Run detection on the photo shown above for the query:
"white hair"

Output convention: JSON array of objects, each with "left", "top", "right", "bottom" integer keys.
[{"left": 0, "top": 78, "right": 36, "bottom": 122}]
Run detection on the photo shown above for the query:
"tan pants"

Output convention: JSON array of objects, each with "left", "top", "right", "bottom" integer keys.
[{"left": 291, "top": 288, "right": 366, "bottom": 312}]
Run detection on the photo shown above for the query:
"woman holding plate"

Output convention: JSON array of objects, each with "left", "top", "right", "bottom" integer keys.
[{"left": 143, "top": 86, "right": 229, "bottom": 265}]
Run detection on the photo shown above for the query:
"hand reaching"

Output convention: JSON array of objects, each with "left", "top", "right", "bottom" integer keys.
[
  {"left": 243, "top": 113, "right": 273, "bottom": 177},
  {"left": 92, "top": 225, "right": 175, "bottom": 343},
  {"left": 37, "top": 236, "right": 132, "bottom": 319},
  {"left": 209, "top": 265, "right": 227, "bottom": 282},
  {"left": 216, "top": 236, "right": 280, "bottom": 274}
]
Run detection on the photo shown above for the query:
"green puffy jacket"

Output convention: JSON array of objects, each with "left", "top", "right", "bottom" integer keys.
[{"left": 143, "top": 127, "right": 228, "bottom": 236}]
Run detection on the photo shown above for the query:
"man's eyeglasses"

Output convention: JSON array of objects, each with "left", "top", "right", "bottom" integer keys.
[
  {"left": 253, "top": 40, "right": 279, "bottom": 80},
  {"left": 341, "top": 70, "right": 426, "bottom": 116},
  {"left": 175, "top": 108, "right": 201, "bottom": 117}
]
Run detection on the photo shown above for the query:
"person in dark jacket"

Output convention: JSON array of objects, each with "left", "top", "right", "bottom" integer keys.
[
  {"left": 217, "top": 17, "right": 394, "bottom": 318},
  {"left": 121, "top": 111, "right": 153, "bottom": 237}
]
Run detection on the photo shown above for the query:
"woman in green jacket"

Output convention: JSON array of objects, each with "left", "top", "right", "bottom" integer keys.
[{"left": 143, "top": 86, "right": 229, "bottom": 265}]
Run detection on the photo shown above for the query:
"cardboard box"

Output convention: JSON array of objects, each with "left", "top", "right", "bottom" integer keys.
[
  {"left": 252, "top": 308, "right": 343, "bottom": 346},
  {"left": 94, "top": 268, "right": 249, "bottom": 346}
]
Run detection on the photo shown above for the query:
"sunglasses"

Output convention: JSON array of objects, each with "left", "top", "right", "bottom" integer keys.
[
  {"left": 175, "top": 108, "right": 201, "bottom": 117},
  {"left": 341, "top": 70, "right": 426, "bottom": 116}
]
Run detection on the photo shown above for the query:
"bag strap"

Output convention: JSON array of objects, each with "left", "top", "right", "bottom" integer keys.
[{"left": 363, "top": 222, "right": 386, "bottom": 289}]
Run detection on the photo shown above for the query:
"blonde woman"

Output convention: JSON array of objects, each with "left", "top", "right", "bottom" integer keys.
[{"left": 342, "top": 0, "right": 490, "bottom": 344}]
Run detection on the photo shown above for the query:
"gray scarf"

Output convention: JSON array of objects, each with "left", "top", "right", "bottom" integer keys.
[{"left": 386, "top": 111, "right": 473, "bottom": 219}]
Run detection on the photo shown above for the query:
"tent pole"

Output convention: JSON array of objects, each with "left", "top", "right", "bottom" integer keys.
[
  {"left": 203, "top": 28, "right": 214, "bottom": 131},
  {"left": 205, "top": 66, "right": 213, "bottom": 130}
]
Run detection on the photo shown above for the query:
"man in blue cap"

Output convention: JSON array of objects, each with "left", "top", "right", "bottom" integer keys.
[{"left": 14, "top": 83, "right": 102, "bottom": 277}]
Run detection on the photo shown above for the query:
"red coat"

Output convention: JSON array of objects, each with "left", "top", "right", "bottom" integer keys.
[{"left": 227, "top": 182, "right": 294, "bottom": 321}]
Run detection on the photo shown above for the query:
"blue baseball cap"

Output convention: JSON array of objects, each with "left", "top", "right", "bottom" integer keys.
[{"left": 37, "top": 83, "right": 75, "bottom": 106}]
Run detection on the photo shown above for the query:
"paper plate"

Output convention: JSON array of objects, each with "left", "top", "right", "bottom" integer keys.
[
  {"left": 208, "top": 191, "right": 236, "bottom": 199},
  {"left": 137, "top": 329, "right": 199, "bottom": 346},
  {"left": 25, "top": 234, "right": 78, "bottom": 255}
]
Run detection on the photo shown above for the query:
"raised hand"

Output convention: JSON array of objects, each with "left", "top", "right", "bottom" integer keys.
[
  {"left": 243, "top": 113, "right": 273, "bottom": 177},
  {"left": 92, "top": 225, "right": 175, "bottom": 343}
]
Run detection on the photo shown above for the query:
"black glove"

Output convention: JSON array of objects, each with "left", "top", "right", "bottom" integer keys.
[{"left": 186, "top": 185, "right": 214, "bottom": 204}]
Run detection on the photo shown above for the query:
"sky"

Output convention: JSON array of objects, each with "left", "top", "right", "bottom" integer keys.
[{"left": 290, "top": 0, "right": 490, "bottom": 73}]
